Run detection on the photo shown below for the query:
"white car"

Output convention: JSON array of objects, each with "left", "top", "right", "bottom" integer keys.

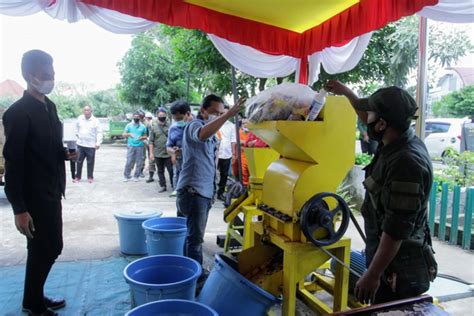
[{"left": 422, "top": 118, "right": 469, "bottom": 159}]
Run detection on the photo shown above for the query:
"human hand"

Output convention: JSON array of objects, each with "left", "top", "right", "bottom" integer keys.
[
  {"left": 15, "top": 212, "right": 35, "bottom": 239},
  {"left": 139, "top": 136, "right": 148, "bottom": 141},
  {"left": 227, "top": 96, "right": 247, "bottom": 117},
  {"left": 363, "top": 133, "right": 369, "bottom": 143},
  {"left": 95, "top": 145, "right": 100, "bottom": 150},
  {"left": 324, "top": 80, "right": 350, "bottom": 96},
  {"left": 149, "top": 154, "right": 154, "bottom": 161},
  {"left": 67, "top": 150, "right": 79, "bottom": 161},
  {"left": 354, "top": 271, "right": 381, "bottom": 304}
]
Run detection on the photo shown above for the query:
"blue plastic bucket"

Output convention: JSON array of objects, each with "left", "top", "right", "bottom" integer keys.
[
  {"left": 114, "top": 210, "right": 162, "bottom": 255},
  {"left": 142, "top": 217, "right": 187, "bottom": 256},
  {"left": 198, "top": 254, "right": 279, "bottom": 316},
  {"left": 126, "top": 299, "right": 218, "bottom": 316},
  {"left": 123, "top": 255, "right": 202, "bottom": 307}
]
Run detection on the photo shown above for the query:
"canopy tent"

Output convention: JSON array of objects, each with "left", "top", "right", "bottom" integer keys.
[{"left": 1, "top": 0, "right": 472, "bottom": 85}]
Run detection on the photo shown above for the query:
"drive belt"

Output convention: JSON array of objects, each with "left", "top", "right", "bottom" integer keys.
[{"left": 316, "top": 245, "right": 362, "bottom": 278}]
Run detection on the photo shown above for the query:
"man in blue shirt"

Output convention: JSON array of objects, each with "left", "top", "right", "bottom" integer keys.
[
  {"left": 122, "top": 112, "right": 148, "bottom": 182},
  {"left": 177, "top": 94, "right": 244, "bottom": 267},
  {"left": 167, "top": 101, "right": 193, "bottom": 197}
]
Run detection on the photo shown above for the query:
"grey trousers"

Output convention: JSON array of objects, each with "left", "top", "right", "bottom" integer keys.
[{"left": 124, "top": 146, "right": 145, "bottom": 179}]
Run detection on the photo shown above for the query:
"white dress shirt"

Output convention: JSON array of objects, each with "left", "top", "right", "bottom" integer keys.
[
  {"left": 218, "top": 120, "right": 236, "bottom": 159},
  {"left": 75, "top": 114, "right": 103, "bottom": 148}
]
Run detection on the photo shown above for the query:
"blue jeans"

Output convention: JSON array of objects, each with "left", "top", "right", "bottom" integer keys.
[{"left": 176, "top": 188, "right": 212, "bottom": 265}]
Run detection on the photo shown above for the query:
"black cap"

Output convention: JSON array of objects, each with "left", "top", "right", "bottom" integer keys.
[{"left": 354, "top": 86, "right": 418, "bottom": 127}]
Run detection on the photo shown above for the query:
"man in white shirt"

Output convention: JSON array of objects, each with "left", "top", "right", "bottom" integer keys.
[
  {"left": 73, "top": 105, "right": 103, "bottom": 183},
  {"left": 217, "top": 106, "right": 237, "bottom": 201}
]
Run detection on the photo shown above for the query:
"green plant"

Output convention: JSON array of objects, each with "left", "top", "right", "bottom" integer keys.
[
  {"left": 355, "top": 153, "right": 373, "bottom": 166},
  {"left": 336, "top": 184, "right": 358, "bottom": 214},
  {"left": 434, "top": 148, "right": 474, "bottom": 190}
]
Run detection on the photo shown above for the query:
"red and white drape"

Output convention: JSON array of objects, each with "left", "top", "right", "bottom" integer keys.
[{"left": 0, "top": 0, "right": 472, "bottom": 84}]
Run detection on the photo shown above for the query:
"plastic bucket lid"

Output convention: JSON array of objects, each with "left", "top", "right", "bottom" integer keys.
[
  {"left": 114, "top": 210, "right": 162, "bottom": 221},
  {"left": 125, "top": 299, "right": 218, "bottom": 316}
]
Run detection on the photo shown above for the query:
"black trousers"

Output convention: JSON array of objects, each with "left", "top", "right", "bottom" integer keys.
[
  {"left": 155, "top": 157, "right": 173, "bottom": 188},
  {"left": 217, "top": 158, "right": 231, "bottom": 195},
  {"left": 69, "top": 160, "right": 76, "bottom": 180},
  {"left": 23, "top": 199, "right": 63, "bottom": 313},
  {"left": 76, "top": 145, "right": 96, "bottom": 179}
]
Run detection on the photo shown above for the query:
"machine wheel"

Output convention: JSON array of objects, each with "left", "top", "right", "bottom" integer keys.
[{"left": 300, "top": 192, "right": 350, "bottom": 247}]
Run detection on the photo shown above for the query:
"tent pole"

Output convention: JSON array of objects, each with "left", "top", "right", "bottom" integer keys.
[
  {"left": 415, "top": 16, "right": 428, "bottom": 140},
  {"left": 231, "top": 66, "right": 243, "bottom": 183}
]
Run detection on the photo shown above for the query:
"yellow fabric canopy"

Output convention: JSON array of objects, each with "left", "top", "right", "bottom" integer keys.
[{"left": 185, "top": 0, "right": 359, "bottom": 33}]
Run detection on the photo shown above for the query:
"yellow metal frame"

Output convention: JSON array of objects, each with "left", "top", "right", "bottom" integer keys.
[
  {"left": 251, "top": 221, "right": 351, "bottom": 315},
  {"left": 223, "top": 97, "right": 357, "bottom": 315}
]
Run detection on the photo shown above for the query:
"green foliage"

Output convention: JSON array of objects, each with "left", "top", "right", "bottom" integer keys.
[
  {"left": 118, "top": 29, "right": 188, "bottom": 109},
  {"left": 434, "top": 148, "right": 474, "bottom": 190},
  {"left": 355, "top": 153, "right": 373, "bottom": 166},
  {"left": 0, "top": 96, "right": 19, "bottom": 108},
  {"left": 314, "top": 24, "right": 396, "bottom": 94},
  {"left": 385, "top": 16, "right": 472, "bottom": 89},
  {"left": 88, "top": 89, "right": 134, "bottom": 117},
  {"left": 315, "top": 16, "right": 472, "bottom": 95},
  {"left": 432, "top": 85, "right": 474, "bottom": 118},
  {"left": 49, "top": 93, "right": 85, "bottom": 120},
  {"left": 158, "top": 25, "right": 265, "bottom": 98}
]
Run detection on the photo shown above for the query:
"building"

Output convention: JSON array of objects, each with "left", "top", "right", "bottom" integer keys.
[
  {"left": 430, "top": 67, "right": 474, "bottom": 104},
  {"left": 0, "top": 79, "right": 24, "bottom": 98}
]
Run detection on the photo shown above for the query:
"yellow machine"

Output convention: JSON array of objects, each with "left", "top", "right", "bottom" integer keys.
[{"left": 224, "top": 96, "right": 358, "bottom": 315}]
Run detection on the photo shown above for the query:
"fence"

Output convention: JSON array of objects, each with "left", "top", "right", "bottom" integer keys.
[{"left": 428, "top": 181, "right": 474, "bottom": 250}]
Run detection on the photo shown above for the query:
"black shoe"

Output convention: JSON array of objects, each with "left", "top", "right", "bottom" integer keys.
[
  {"left": 23, "top": 308, "right": 58, "bottom": 316},
  {"left": 44, "top": 297, "right": 66, "bottom": 310},
  {"left": 159, "top": 187, "right": 167, "bottom": 193},
  {"left": 23, "top": 297, "right": 66, "bottom": 313},
  {"left": 146, "top": 178, "right": 154, "bottom": 183}
]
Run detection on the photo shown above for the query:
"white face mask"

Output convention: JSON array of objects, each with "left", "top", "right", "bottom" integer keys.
[
  {"left": 31, "top": 77, "right": 54, "bottom": 95},
  {"left": 207, "top": 114, "right": 218, "bottom": 121}
]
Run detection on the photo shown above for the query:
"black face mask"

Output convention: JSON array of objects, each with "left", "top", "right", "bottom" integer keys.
[
  {"left": 133, "top": 118, "right": 140, "bottom": 123},
  {"left": 158, "top": 117, "right": 166, "bottom": 122},
  {"left": 367, "top": 121, "right": 384, "bottom": 142}
]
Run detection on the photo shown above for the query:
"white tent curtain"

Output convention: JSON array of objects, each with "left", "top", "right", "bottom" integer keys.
[
  {"left": 308, "top": 32, "right": 372, "bottom": 85},
  {"left": 208, "top": 34, "right": 300, "bottom": 79},
  {"left": 417, "top": 0, "right": 474, "bottom": 24},
  {"left": 0, "top": 0, "right": 156, "bottom": 34},
  {"left": 209, "top": 32, "right": 372, "bottom": 85}
]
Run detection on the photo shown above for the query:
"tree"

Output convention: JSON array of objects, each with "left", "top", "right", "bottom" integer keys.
[
  {"left": 159, "top": 25, "right": 264, "bottom": 98},
  {"left": 88, "top": 89, "right": 133, "bottom": 118},
  {"left": 314, "top": 24, "right": 396, "bottom": 95},
  {"left": 385, "top": 16, "right": 473, "bottom": 89},
  {"left": 432, "top": 85, "right": 474, "bottom": 117},
  {"left": 118, "top": 30, "right": 188, "bottom": 110},
  {"left": 316, "top": 16, "right": 473, "bottom": 96}
]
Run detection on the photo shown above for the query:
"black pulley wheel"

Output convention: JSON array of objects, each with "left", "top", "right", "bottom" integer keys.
[{"left": 300, "top": 192, "right": 350, "bottom": 246}]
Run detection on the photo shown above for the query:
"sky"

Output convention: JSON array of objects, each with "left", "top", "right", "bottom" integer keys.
[
  {"left": 0, "top": 12, "right": 473, "bottom": 93},
  {"left": 0, "top": 12, "right": 132, "bottom": 91}
]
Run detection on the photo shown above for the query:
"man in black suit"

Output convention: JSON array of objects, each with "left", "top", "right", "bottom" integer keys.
[{"left": 3, "top": 50, "right": 77, "bottom": 316}]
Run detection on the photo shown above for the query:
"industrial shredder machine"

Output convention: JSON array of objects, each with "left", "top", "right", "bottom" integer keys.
[{"left": 223, "top": 96, "right": 358, "bottom": 315}]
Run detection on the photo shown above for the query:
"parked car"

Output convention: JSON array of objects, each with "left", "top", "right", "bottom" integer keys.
[{"left": 417, "top": 118, "right": 469, "bottom": 159}]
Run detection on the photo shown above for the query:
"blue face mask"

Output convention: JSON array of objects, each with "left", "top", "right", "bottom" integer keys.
[{"left": 175, "top": 121, "right": 186, "bottom": 127}]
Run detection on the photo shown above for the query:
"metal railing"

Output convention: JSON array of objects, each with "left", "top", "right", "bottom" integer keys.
[{"left": 428, "top": 181, "right": 474, "bottom": 250}]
